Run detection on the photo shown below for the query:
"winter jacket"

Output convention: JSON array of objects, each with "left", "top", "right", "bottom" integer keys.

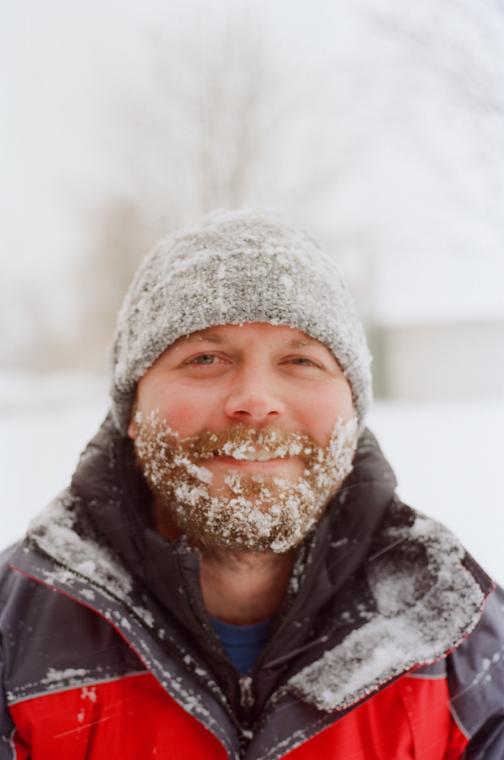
[{"left": 1, "top": 416, "right": 503, "bottom": 759}]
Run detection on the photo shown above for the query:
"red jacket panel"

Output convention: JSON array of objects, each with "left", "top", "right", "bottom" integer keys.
[
  {"left": 10, "top": 673, "right": 226, "bottom": 760},
  {"left": 285, "top": 675, "right": 468, "bottom": 759},
  {"left": 10, "top": 672, "right": 468, "bottom": 759}
]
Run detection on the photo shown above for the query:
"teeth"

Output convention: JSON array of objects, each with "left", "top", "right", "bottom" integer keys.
[
  {"left": 231, "top": 449, "right": 283, "bottom": 462},
  {"left": 213, "top": 447, "right": 289, "bottom": 461},
  {"left": 256, "top": 450, "right": 272, "bottom": 461}
]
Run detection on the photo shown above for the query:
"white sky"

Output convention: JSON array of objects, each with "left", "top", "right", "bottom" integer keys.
[
  {"left": 2, "top": 0, "right": 504, "bottom": 331},
  {"left": 1, "top": 1, "right": 164, "bottom": 275}
]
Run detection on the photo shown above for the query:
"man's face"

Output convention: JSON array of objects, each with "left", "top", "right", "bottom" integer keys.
[{"left": 129, "top": 322, "right": 357, "bottom": 552}]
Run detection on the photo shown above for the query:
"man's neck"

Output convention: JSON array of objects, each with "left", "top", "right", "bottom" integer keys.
[
  {"left": 153, "top": 498, "right": 294, "bottom": 625},
  {"left": 200, "top": 549, "right": 294, "bottom": 625}
]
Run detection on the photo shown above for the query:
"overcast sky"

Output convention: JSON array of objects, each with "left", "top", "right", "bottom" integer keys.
[{"left": 2, "top": 0, "right": 504, "bottom": 336}]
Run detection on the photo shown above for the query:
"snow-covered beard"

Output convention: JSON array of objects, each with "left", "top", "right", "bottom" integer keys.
[{"left": 133, "top": 410, "right": 358, "bottom": 554}]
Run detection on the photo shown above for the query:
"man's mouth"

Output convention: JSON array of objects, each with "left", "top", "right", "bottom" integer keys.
[
  {"left": 211, "top": 448, "right": 288, "bottom": 462},
  {"left": 204, "top": 455, "right": 294, "bottom": 473}
]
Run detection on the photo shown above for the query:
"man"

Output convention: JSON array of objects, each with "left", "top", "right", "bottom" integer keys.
[{"left": 1, "top": 209, "right": 503, "bottom": 758}]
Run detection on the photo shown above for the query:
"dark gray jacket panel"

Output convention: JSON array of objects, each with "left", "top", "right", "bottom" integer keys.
[{"left": 449, "top": 586, "right": 504, "bottom": 758}]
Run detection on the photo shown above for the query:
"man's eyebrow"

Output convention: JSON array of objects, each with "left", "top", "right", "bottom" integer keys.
[
  {"left": 183, "top": 333, "right": 320, "bottom": 348},
  {"left": 183, "top": 332, "right": 223, "bottom": 344},
  {"left": 288, "top": 338, "right": 319, "bottom": 348}
]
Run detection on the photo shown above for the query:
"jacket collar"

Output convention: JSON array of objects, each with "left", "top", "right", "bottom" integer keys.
[
  {"left": 286, "top": 505, "right": 491, "bottom": 711},
  {"left": 62, "top": 415, "right": 397, "bottom": 645}
]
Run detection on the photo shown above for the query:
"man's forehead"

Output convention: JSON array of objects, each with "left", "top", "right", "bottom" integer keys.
[{"left": 179, "top": 324, "right": 321, "bottom": 349}]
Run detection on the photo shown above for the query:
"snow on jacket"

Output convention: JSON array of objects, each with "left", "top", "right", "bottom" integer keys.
[{"left": 1, "top": 417, "right": 503, "bottom": 759}]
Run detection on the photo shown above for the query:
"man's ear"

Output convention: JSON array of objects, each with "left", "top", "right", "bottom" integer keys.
[
  {"left": 127, "top": 399, "right": 138, "bottom": 439},
  {"left": 127, "top": 419, "right": 137, "bottom": 439}
]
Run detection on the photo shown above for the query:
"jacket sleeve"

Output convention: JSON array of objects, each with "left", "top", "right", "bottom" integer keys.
[
  {"left": 0, "top": 651, "right": 18, "bottom": 760},
  {"left": 447, "top": 585, "right": 504, "bottom": 759},
  {"left": 464, "top": 716, "right": 504, "bottom": 759},
  {"left": 0, "top": 545, "right": 23, "bottom": 759}
]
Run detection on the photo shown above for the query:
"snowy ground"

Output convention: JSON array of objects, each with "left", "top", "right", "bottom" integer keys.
[{"left": 1, "top": 371, "right": 503, "bottom": 584}]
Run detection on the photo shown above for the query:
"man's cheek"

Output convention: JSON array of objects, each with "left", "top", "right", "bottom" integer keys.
[{"left": 155, "top": 401, "right": 204, "bottom": 436}]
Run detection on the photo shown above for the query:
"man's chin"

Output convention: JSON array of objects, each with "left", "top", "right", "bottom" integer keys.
[
  {"left": 174, "top": 523, "right": 311, "bottom": 555},
  {"left": 206, "top": 477, "right": 296, "bottom": 503},
  {"left": 156, "top": 486, "right": 329, "bottom": 555}
]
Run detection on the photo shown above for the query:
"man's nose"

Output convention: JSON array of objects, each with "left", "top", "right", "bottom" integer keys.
[{"left": 224, "top": 366, "right": 286, "bottom": 424}]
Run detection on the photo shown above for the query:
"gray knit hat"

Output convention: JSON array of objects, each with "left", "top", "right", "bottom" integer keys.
[{"left": 110, "top": 209, "right": 372, "bottom": 435}]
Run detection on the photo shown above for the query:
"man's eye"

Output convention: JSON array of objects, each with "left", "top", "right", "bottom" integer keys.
[
  {"left": 288, "top": 357, "right": 319, "bottom": 367},
  {"left": 187, "top": 354, "right": 219, "bottom": 365}
]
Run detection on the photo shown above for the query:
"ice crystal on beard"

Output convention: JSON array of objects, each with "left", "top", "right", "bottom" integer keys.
[{"left": 133, "top": 410, "right": 358, "bottom": 553}]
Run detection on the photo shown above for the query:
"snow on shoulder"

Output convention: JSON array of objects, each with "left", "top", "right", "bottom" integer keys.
[{"left": 287, "top": 512, "right": 487, "bottom": 712}]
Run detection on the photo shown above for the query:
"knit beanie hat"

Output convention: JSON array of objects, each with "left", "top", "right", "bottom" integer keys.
[{"left": 110, "top": 209, "right": 372, "bottom": 435}]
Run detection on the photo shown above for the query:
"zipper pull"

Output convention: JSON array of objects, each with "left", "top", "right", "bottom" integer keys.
[{"left": 239, "top": 675, "right": 254, "bottom": 709}]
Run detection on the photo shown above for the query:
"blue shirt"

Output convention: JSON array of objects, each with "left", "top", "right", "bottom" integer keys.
[{"left": 210, "top": 616, "right": 274, "bottom": 674}]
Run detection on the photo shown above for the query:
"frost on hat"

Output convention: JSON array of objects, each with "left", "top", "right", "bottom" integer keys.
[{"left": 110, "top": 209, "right": 372, "bottom": 435}]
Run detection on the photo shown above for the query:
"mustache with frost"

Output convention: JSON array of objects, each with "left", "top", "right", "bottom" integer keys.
[{"left": 132, "top": 410, "right": 358, "bottom": 553}]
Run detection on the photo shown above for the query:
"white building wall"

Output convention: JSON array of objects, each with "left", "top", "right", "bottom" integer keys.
[{"left": 383, "top": 321, "right": 504, "bottom": 400}]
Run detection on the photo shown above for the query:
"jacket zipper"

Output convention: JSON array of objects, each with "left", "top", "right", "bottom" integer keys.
[{"left": 239, "top": 675, "right": 254, "bottom": 709}]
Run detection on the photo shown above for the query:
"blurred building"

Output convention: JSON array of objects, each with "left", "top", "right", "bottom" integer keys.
[
  {"left": 370, "top": 319, "right": 504, "bottom": 400},
  {"left": 361, "top": 252, "right": 504, "bottom": 401}
]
